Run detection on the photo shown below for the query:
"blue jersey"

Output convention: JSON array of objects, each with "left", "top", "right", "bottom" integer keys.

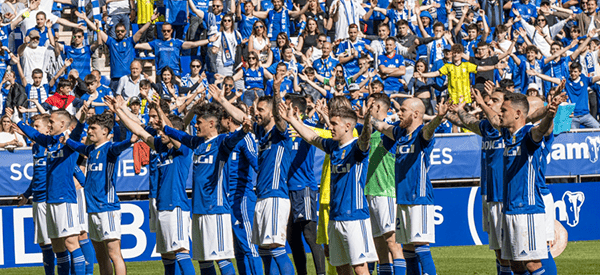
[
  {"left": 17, "top": 121, "right": 84, "bottom": 204},
  {"left": 238, "top": 15, "right": 259, "bottom": 40},
  {"left": 266, "top": 8, "right": 290, "bottom": 40},
  {"left": 81, "top": 90, "right": 109, "bottom": 115},
  {"left": 165, "top": 0, "right": 188, "bottom": 24},
  {"left": 23, "top": 144, "right": 48, "bottom": 202},
  {"left": 265, "top": 78, "right": 293, "bottom": 96},
  {"left": 226, "top": 133, "right": 259, "bottom": 203},
  {"left": 26, "top": 27, "right": 55, "bottom": 48},
  {"left": 566, "top": 74, "right": 592, "bottom": 116},
  {"left": 377, "top": 53, "right": 405, "bottom": 95},
  {"left": 163, "top": 126, "right": 245, "bottom": 215},
  {"left": 501, "top": 124, "right": 546, "bottom": 215},
  {"left": 479, "top": 120, "right": 504, "bottom": 202},
  {"left": 519, "top": 58, "right": 544, "bottom": 94},
  {"left": 143, "top": 126, "right": 160, "bottom": 199},
  {"left": 148, "top": 39, "right": 184, "bottom": 76},
  {"left": 66, "top": 138, "right": 132, "bottom": 213},
  {"left": 538, "top": 134, "right": 554, "bottom": 196},
  {"left": 312, "top": 56, "right": 339, "bottom": 78},
  {"left": 336, "top": 39, "right": 369, "bottom": 76},
  {"left": 510, "top": 2, "right": 537, "bottom": 22},
  {"left": 321, "top": 138, "right": 370, "bottom": 221},
  {"left": 153, "top": 138, "right": 192, "bottom": 211},
  {"left": 254, "top": 123, "right": 292, "bottom": 199},
  {"left": 288, "top": 132, "right": 317, "bottom": 191},
  {"left": 243, "top": 67, "right": 266, "bottom": 89},
  {"left": 106, "top": 37, "right": 136, "bottom": 79},
  {"left": 542, "top": 56, "right": 570, "bottom": 95},
  {"left": 63, "top": 45, "right": 92, "bottom": 77},
  {"left": 383, "top": 124, "right": 435, "bottom": 205}
]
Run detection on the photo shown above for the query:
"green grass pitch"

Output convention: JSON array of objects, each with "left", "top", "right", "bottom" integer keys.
[{"left": 2, "top": 241, "right": 597, "bottom": 274}]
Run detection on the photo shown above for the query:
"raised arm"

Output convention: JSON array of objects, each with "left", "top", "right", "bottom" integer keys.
[
  {"left": 452, "top": 102, "right": 482, "bottom": 135},
  {"left": 530, "top": 93, "right": 564, "bottom": 142},
  {"left": 278, "top": 102, "right": 324, "bottom": 151},
  {"left": 182, "top": 34, "right": 219, "bottom": 49},
  {"left": 289, "top": 3, "right": 310, "bottom": 18},
  {"left": 187, "top": 0, "right": 205, "bottom": 18},
  {"left": 544, "top": 39, "right": 577, "bottom": 64},
  {"left": 272, "top": 74, "right": 288, "bottom": 132},
  {"left": 527, "top": 69, "right": 561, "bottom": 85},
  {"left": 105, "top": 96, "right": 156, "bottom": 150},
  {"left": 471, "top": 88, "right": 501, "bottom": 128},
  {"left": 422, "top": 98, "right": 449, "bottom": 140},
  {"left": 357, "top": 104, "right": 372, "bottom": 152},
  {"left": 133, "top": 13, "right": 160, "bottom": 43},
  {"left": 208, "top": 84, "right": 247, "bottom": 123}
]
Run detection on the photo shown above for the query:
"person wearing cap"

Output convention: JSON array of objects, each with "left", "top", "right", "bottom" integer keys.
[
  {"left": 17, "top": 28, "right": 51, "bottom": 84},
  {"left": 74, "top": 10, "right": 157, "bottom": 92}
]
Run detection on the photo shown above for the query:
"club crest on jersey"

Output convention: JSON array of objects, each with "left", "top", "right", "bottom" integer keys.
[
  {"left": 123, "top": 41, "right": 126, "bottom": 47},
  {"left": 341, "top": 149, "right": 346, "bottom": 159},
  {"left": 96, "top": 151, "right": 101, "bottom": 159},
  {"left": 332, "top": 163, "right": 352, "bottom": 174},
  {"left": 206, "top": 143, "right": 211, "bottom": 152}
]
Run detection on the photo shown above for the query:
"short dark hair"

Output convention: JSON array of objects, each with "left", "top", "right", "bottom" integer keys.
[
  {"left": 140, "top": 79, "right": 152, "bottom": 87},
  {"left": 115, "top": 23, "right": 126, "bottom": 30},
  {"left": 348, "top": 23, "right": 359, "bottom": 30},
  {"left": 31, "top": 113, "right": 50, "bottom": 124},
  {"left": 525, "top": 45, "right": 538, "bottom": 53},
  {"left": 168, "top": 114, "right": 185, "bottom": 131},
  {"left": 467, "top": 24, "right": 479, "bottom": 31},
  {"left": 570, "top": 62, "right": 583, "bottom": 72},
  {"left": 194, "top": 102, "right": 223, "bottom": 121},
  {"left": 32, "top": 68, "right": 43, "bottom": 76},
  {"left": 51, "top": 109, "right": 72, "bottom": 123},
  {"left": 148, "top": 99, "right": 171, "bottom": 115},
  {"left": 286, "top": 95, "right": 307, "bottom": 114},
  {"left": 503, "top": 93, "right": 529, "bottom": 115},
  {"left": 36, "top": 11, "right": 46, "bottom": 19},
  {"left": 87, "top": 113, "right": 114, "bottom": 132},
  {"left": 73, "top": 28, "right": 84, "bottom": 36},
  {"left": 451, "top": 44, "right": 464, "bottom": 53},
  {"left": 84, "top": 74, "right": 96, "bottom": 84},
  {"left": 257, "top": 96, "right": 273, "bottom": 108},
  {"left": 58, "top": 78, "right": 73, "bottom": 89},
  {"left": 330, "top": 107, "right": 357, "bottom": 123},
  {"left": 432, "top": 22, "right": 445, "bottom": 30},
  {"left": 499, "top": 79, "right": 514, "bottom": 88},
  {"left": 397, "top": 20, "right": 409, "bottom": 27},
  {"left": 368, "top": 93, "right": 391, "bottom": 109}
]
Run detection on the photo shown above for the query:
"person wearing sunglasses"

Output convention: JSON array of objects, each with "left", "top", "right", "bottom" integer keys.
[
  {"left": 513, "top": 7, "right": 572, "bottom": 57},
  {"left": 135, "top": 22, "right": 217, "bottom": 78},
  {"left": 232, "top": 51, "right": 273, "bottom": 106},
  {"left": 248, "top": 20, "right": 272, "bottom": 65},
  {"left": 181, "top": 59, "right": 209, "bottom": 100},
  {"left": 74, "top": 11, "right": 158, "bottom": 92},
  {"left": 207, "top": 14, "right": 244, "bottom": 87},
  {"left": 236, "top": 0, "right": 268, "bottom": 41},
  {"left": 50, "top": 27, "right": 101, "bottom": 80}
]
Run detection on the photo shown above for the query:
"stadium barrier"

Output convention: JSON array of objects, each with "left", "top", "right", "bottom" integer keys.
[
  {"left": 0, "top": 130, "right": 599, "bottom": 268},
  {"left": 0, "top": 183, "right": 597, "bottom": 268}
]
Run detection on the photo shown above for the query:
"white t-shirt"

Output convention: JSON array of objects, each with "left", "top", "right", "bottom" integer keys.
[
  {"left": 22, "top": 45, "right": 49, "bottom": 84},
  {"left": 18, "top": 9, "right": 58, "bottom": 34},
  {"left": 331, "top": 0, "right": 366, "bottom": 40}
]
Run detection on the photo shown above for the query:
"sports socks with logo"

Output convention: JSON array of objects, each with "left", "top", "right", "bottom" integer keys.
[
  {"left": 79, "top": 238, "right": 95, "bottom": 275},
  {"left": 40, "top": 244, "right": 55, "bottom": 275},
  {"left": 415, "top": 244, "right": 436, "bottom": 275},
  {"left": 56, "top": 250, "right": 70, "bottom": 275},
  {"left": 175, "top": 252, "right": 195, "bottom": 275},
  {"left": 394, "top": 258, "right": 407, "bottom": 275},
  {"left": 70, "top": 248, "right": 86, "bottom": 275}
]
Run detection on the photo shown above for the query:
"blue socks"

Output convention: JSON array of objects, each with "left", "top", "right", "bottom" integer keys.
[
  {"left": 218, "top": 259, "right": 236, "bottom": 275},
  {"left": 541, "top": 246, "right": 557, "bottom": 275},
  {"left": 175, "top": 252, "right": 195, "bottom": 275},
  {"left": 415, "top": 244, "right": 436, "bottom": 275},
  {"left": 162, "top": 257, "right": 177, "bottom": 275},
  {"left": 368, "top": 262, "right": 376, "bottom": 274},
  {"left": 531, "top": 267, "right": 546, "bottom": 275},
  {"left": 40, "top": 244, "right": 55, "bottom": 275},
  {"left": 258, "top": 248, "right": 273, "bottom": 274},
  {"left": 70, "top": 248, "right": 86, "bottom": 275},
  {"left": 56, "top": 250, "right": 70, "bottom": 275},
  {"left": 198, "top": 261, "right": 216, "bottom": 275},
  {"left": 403, "top": 250, "right": 420, "bottom": 275},
  {"left": 499, "top": 265, "right": 513, "bottom": 275},
  {"left": 271, "top": 247, "right": 295, "bottom": 275},
  {"left": 379, "top": 262, "right": 393, "bottom": 275},
  {"left": 79, "top": 239, "right": 95, "bottom": 275},
  {"left": 394, "top": 258, "right": 407, "bottom": 275}
]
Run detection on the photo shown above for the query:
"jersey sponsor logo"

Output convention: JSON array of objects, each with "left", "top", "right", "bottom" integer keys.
[
  {"left": 193, "top": 154, "right": 214, "bottom": 164},
  {"left": 157, "top": 156, "right": 174, "bottom": 167},
  {"left": 556, "top": 191, "right": 585, "bottom": 227},
  {"left": 481, "top": 139, "right": 504, "bottom": 150},
  {"left": 34, "top": 158, "right": 46, "bottom": 166},
  {"left": 48, "top": 150, "right": 64, "bottom": 159},
  {"left": 331, "top": 163, "right": 352, "bottom": 174},
  {"left": 292, "top": 142, "right": 299, "bottom": 150},
  {"left": 503, "top": 146, "right": 521, "bottom": 157},
  {"left": 89, "top": 163, "right": 104, "bottom": 172},
  {"left": 396, "top": 144, "right": 415, "bottom": 154}
]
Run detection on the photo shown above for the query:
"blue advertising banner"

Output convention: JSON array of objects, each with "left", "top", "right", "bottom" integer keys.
[{"left": 0, "top": 182, "right": 597, "bottom": 269}]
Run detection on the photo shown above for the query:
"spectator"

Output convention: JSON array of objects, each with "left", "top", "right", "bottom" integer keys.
[
  {"left": 0, "top": 115, "right": 25, "bottom": 148},
  {"left": 53, "top": 28, "right": 100, "bottom": 79},
  {"left": 17, "top": 30, "right": 53, "bottom": 84},
  {"left": 25, "top": 11, "right": 54, "bottom": 46},
  {"left": 116, "top": 60, "right": 146, "bottom": 100},
  {"left": 248, "top": 20, "right": 272, "bottom": 65},
  {"left": 105, "top": 0, "right": 131, "bottom": 39}
]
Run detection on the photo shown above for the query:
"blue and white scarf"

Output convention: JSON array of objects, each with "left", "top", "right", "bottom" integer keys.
[{"left": 268, "top": 9, "right": 288, "bottom": 38}]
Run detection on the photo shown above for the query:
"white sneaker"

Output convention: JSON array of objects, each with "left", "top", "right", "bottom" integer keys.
[{"left": 139, "top": 52, "right": 146, "bottom": 58}]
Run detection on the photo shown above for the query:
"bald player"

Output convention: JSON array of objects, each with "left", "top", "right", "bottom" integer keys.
[{"left": 372, "top": 98, "right": 449, "bottom": 275}]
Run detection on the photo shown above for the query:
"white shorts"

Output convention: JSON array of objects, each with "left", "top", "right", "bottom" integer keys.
[
  {"left": 156, "top": 207, "right": 191, "bottom": 254},
  {"left": 501, "top": 213, "right": 548, "bottom": 261},
  {"left": 32, "top": 201, "right": 50, "bottom": 245},
  {"left": 328, "top": 218, "right": 379, "bottom": 267},
  {"left": 192, "top": 213, "right": 235, "bottom": 261},
  {"left": 543, "top": 193, "right": 555, "bottom": 242},
  {"left": 149, "top": 198, "right": 158, "bottom": 233},
  {"left": 487, "top": 202, "right": 503, "bottom": 250},
  {"left": 396, "top": 205, "right": 435, "bottom": 244},
  {"left": 88, "top": 211, "right": 122, "bottom": 242},
  {"left": 252, "top": 197, "right": 290, "bottom": 246},
  {"left": 46, "top": 202, "right": 82, "bottom": 239},
  {"left": 367, "top": 196, "right": 396, "bottom": 237},
  {"left": 482, "top": 195, "right": 489, "bottom": 232},
  {"left": 77, "top": 188, "right": 88, "bottom": 233}
]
